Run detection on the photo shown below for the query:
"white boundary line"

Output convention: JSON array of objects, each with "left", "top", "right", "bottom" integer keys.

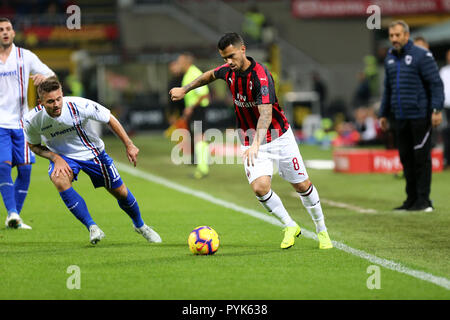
[
  {"left": 290, "top": 193, "right": 378, "bottom": 214},
  {"left": 116, "top": 162, "right": 450, "bottom": 291}
]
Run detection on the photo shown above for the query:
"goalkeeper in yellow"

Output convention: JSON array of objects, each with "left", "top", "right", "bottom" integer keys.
[{"left": 176, "top": 52, "right": 211, "bottom": 179}]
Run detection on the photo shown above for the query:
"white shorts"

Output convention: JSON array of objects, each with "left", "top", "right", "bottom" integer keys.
[{"left": 241, "top": 127, "right": 309, "bottom": 184}]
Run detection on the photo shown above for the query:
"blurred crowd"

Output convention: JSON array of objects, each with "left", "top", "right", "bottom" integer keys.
[{"left": 0, "top": 0, "right": 75, "bottom": 17}]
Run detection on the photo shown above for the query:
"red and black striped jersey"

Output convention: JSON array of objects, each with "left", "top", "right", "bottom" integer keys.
[{"left": 214, "top": 57, "right": 290, "bottom": 146}]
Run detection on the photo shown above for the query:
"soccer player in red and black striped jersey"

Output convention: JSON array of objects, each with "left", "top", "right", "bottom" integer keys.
[{"left": 170, "top": 33, "right": 332, "bottom": 250}]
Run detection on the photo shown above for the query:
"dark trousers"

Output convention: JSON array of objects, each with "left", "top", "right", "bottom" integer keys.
[
  {"left": 444, "top": 109, "right": 450, "bottom": 166},
  {"left": 395, "top": 118, "right": 432, "bottom": 205},
  {"left": 188, "top": 106, "right": 207, "bottom": 164}
]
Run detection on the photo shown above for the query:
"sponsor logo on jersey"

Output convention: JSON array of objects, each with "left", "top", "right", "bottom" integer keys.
[
  {"left": 41, "top": 124, "right": 53, "bottom": 131},
  {"left": 234, "top": 99, "right": 257, "bottom": 108},
  {"left": 0, "top": 70, "right": 17, "bottom": 77},
  {"left": 50, "top": 125, "right": 76, "bottom": 138}
]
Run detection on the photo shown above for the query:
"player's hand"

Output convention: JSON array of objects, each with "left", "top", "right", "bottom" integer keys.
[
  {"left": 431, "top": 111, "right": 442, "bottom": 128},
  {"left": 126, "top": 143, "right": 139, "bottom": 167},
  {"left": 169, "top": 87, "right": 186, "bottom": 101},
  {"left": 243, "top": 144, "right": 259, "bottom": 167},
  {"left": 379, "top": 117, "right": 389, "bottom": 132},
  {"left": 30, "top": 74, "right": 48, "bottom": 86},
  {"left": 51, "top": 156, "right": 72, "bottom": 178}
]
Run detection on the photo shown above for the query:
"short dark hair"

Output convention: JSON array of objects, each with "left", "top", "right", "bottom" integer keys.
[
  {"left": 217, "top": 33, "right": 244, "bottom": 50},
  {"left": 37, "top": 76, "right": 61, "bottom": 99},
  {"left": 0, "top": 17, "right": 12, "bottom": 24}
]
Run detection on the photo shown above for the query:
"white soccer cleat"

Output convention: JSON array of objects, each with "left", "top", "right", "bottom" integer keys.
[
  {"left": 18, "top": 222, "right": 32, "bottom": 230},
  {"left": 5, "top": 212, "right": 31, "bottom": 229},
  {"left": 135, "top": 224, "right": 162, "bottom": 243},
  {"left": 89, "top": 225, "right": 105, "bottom": 245}
]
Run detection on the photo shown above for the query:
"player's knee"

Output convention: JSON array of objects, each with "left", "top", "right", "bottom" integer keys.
[
  {"left": 50, "top": 175, "right": 72, "bottom": 192},
  {"left": 108, "top": 183, "right": 128, "bottom": 200},
  {"left": 292, "top": 179, "right": 311, "bottom": 193},
  {"left": 251, "top": 179, "right": 271, "bottom": 197}
]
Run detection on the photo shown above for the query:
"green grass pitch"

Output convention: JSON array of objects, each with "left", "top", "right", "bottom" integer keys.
[{"left": 0, "top": 133, "right": 449, "bottom": 300}]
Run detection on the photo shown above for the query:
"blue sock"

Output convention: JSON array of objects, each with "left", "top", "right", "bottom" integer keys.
[
  {"left": 0, "top": 162, "right": 17, "bottom": 215},
  {"left": 118, "top": 188, "right": 144, "bottom": 228},
  {"left": 14, "top": 164, "right": 32, "bottom": 214},
  {"left": 59, "top": 187, "right": 95, "bottom": 230}
]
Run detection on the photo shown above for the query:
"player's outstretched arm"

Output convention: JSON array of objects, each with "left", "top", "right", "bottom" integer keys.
[
  {"left": 107, "top": 115, "right": 139, "bottom": 167},
  {"left": 28, "top": 143, "right": 72, "bottom": 177},
  {"left": 169, "top": 69, "right": 216, "bottom": 101}
]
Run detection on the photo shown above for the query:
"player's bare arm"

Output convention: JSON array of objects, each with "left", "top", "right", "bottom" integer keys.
[
  {"left": 170, "top": 69, "right": 216, "bottom": 101},
  {"left": 28, "top": 143, "right": 72, "bottom": 178},
  {"left": 244, "top": 104, "right": 272, "bottom": 167},
  {"left": 108, "top": 114, "right": 139, "bottom": 167},
  {"left": 30, "top": 74, "right": 49, "bottom": 86}
]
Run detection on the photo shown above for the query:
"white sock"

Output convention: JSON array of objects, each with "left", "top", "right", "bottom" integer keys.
[
  {"left": 298, "top": 184, "right": 327, "bottom": 233},
  {"left": 257, "top": 189, "right": 297, "bottom": 227}
]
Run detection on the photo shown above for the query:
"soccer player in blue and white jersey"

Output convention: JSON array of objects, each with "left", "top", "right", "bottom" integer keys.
[
  {"left": 0, "top": 17, "right": 54, "bottom": 229},
  {"left": 23, "top": 77, "right": 162, "bottom": 245}
]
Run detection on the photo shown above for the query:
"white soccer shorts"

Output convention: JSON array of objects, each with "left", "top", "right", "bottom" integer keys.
[{"left": 241, "top": 127, "right": 309, "bottom": 184}]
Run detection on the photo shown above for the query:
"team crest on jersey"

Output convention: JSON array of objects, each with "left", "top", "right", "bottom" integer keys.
[
  {"left": 405, "top": 55, "right": 412, "bottom": 65},
  {"left": 261, "top": 85, "right": 269, "bottom": 96}
]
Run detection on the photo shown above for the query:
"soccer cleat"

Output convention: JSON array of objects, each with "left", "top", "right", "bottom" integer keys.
[
  {"left": 5, "top": 213, "right": 33, "bottom": 230},
  {"left": 135, "top": 224, "right": 162, "bottom": 243},
  {"left": 393, "top": 199, "right": 415, "bottom": 211},
  {"left": 317, "top": 230, "right": 333, "bottom": 249},
  {"left": 280, "top": 224, "right": 301, "bottom": 249},
  {"left": 17, "top": 222, "right": 32, "bottom": 230},
  {"left": 407, "top": 201, "right": 434, "bottom": 212},
  {"left": 89, "top": 225, "right": 105, "bottom": 245},
  {"left": 5, "top": 212, "right": 22, "bottom": 229},
  {"left": 193, "top": 169, "right": 208, "bottom": 180}
]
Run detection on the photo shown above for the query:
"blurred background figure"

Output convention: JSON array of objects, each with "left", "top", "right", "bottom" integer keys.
[
  {"left": 311, "top": 71, "right": 327, "bottom": 117},
  {"left": 241, "top": 4, "right": 266, "bottom": 46},
  {"left": 413, "top": 36, "right": 430, "bottom": 50},
  {"left": 164, "top": 58, "right": 187, "bottom": 140},
  {"left": 354, "top": 106, "right": 381, "bottom": 146},
  {"left": 440, "top": 49, "right": 450, "bottom": 169},
  {"left": 166, "top": 59, "right": 184, "bottom": 125},
  {"left": 364, "top": 55, "right": 379, "bottom": 104},
  {"left": 352, "top": 71, "right": 370, "bottom": 110},
  {"left": 176, "top": 52, "right": 211, "bottom": 179},
  {"left": 64, "top": 72, "right": 84, "bottom": 97}
]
